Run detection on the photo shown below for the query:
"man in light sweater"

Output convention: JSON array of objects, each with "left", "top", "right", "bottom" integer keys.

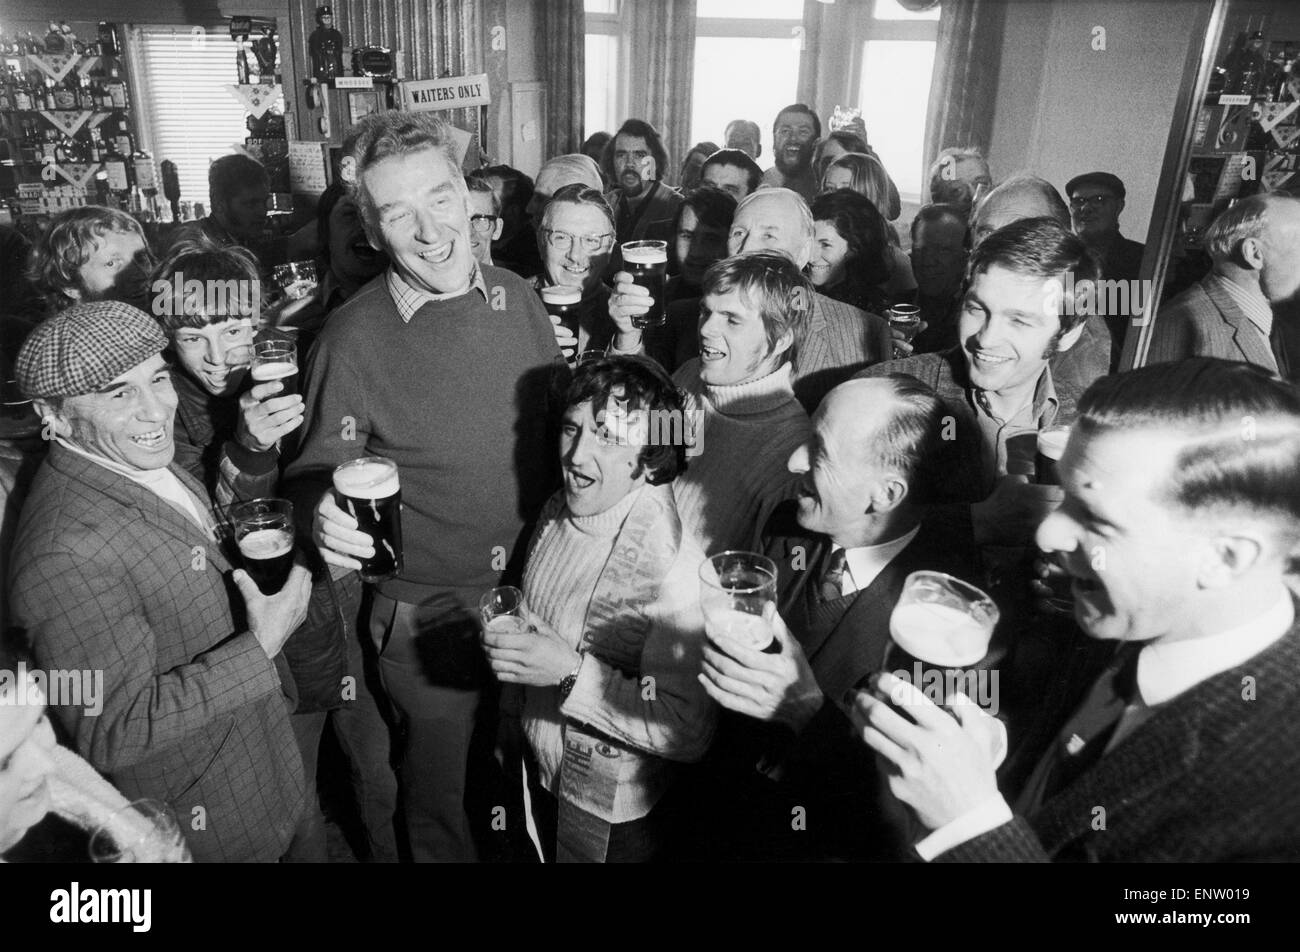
[
  {"left": 669, "top": 252, "right": 814, "bottom": 554},
  {"left": 284, "top": 111, "right": 566, "bottom": 863},
  {"left": 483, "top": 356, "right": 715, "bottom": 862}
]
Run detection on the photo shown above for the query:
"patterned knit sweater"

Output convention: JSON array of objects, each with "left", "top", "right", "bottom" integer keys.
[
  {"left": 521, "top": 485, "right": 715, "bottom": 822},
  {"left": 671, "top": 360, "right": 812, "bottom": 554}
]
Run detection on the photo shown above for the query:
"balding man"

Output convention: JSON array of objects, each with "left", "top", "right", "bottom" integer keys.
[
  {"left": 1148, "top": 193, "right": 1300, "bottom": 377},
  {"left": 8, "top": 301, "right": 314, "bottom": 862},
  {"left": 609, "top": 188, "right": 892, "bottom": 411},
  {"left": 724, "top": 119, "right": 762, "bottom": 160},
  {"left": 525, "top": 154, "right": 605, "bottom": 222},
  {"left": 857, "top": 359, "right": 1300, "bottom": 862},
  {"left": 688, "top": 375, "right": 979, "bottom": 861}
]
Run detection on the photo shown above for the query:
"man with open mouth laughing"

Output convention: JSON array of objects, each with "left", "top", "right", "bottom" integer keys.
[
  {"left": 853, "top": 358, "right": 1300, "bottom": 862},
  {"left": 668, "top": 252, "right": 813, "bottom": 553},
  {"left": 9, "top": 300, "right": 315, "bottom": 862},
  {"left": 859, "top": 217, "right": 1096, "bottom": 549}
]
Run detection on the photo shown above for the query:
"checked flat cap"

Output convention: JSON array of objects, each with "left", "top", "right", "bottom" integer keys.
[{"left": 16, "top": 300, "right": 168, "bottom": 399}]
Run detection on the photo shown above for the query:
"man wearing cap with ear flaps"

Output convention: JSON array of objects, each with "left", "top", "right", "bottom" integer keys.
[{"left": 7, "top": 300, "right": 317, "bottom": 862}]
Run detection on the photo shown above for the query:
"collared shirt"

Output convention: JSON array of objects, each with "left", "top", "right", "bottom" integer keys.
[
  {"left": 1214, "top": 272, "right": 1274, "bottom": 338},
  {"left": 833, "top": 524, "right": 921, "bottom": 598},
  {"left": 385, "top": 264, "right": 488, "bottom": 323},
  {"left": 971, "top": 368, "right": 1059, "bottom": 482},
  {"left": 916, "top": 588, "right": 1296, "bottom": 862},
  {"left": 55, "top": 437, "right": 214, "bottom": 536}
]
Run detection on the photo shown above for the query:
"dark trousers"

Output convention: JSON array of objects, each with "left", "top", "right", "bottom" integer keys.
[
  {"left": 370, "top": 592, "right": 488, "bottom": 863},
  {"left": 284, "top": 713, "right": 329, "bottom": 863},
  {"left": 290, "top": 618, "right": 401, "bottom": 863}
]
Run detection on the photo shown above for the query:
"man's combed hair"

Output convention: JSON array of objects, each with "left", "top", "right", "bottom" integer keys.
[
  {"left": 700, "top": 251, "right": 814, "bottom": 360},
  {"left": 1077, "top": 358, "right": 1300, "bottom": 534},
  {"left": 1203, "top": 193, "right": 1275, "bottom": 263},
  {"left": 541, "top": 183, "right": 615, "bottom": 234},
  {"left": 465, "top": 175, "right": 503, "bottom": 216},
  {"left": 967, "top": 216, "right": 1100, "bottom": 333},
  {"left": 565, "top": 355, "right": 687, "bottom": 485},
  {"left": 349, "top": 110, "right": 463, "bottom": 222},
  {"left": 701, "top": 148, "right": 763, "bottom": 195},
  {"left": 874, "top": 374, "right": 947, "bottom": 506}
]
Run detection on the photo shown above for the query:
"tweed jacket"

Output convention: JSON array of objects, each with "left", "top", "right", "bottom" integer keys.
[
  {"left": 7, "top": 443, "right": 306, "bottom": 863},
  {"left": 791, "top": 292, "right": 893, "bottom": 413},
  {"left": 1146, "top": 274, "right": 1277, "bottom": 371},
  {"left": 940, "top": 615, "right": 1300, "bottom": 862}
]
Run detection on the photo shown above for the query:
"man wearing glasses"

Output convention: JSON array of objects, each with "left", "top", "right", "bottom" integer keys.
[
  {"left": 1065, "top": 172, "right": 1145, "bottom": 353},
  {"left": 465, "top": 176, "right": 503, "bottom": 266}
]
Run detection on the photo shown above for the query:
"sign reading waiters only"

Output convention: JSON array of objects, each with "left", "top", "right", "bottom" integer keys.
[{"left": 399, "top": 73, "right": 491, "bottom": 112}]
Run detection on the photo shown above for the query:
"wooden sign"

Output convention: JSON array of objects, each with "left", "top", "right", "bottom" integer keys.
[{"left": 399, "top": 73, "right": 490, "bottom": 113}]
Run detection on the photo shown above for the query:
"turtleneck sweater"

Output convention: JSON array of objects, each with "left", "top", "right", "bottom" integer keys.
[
  {"left": 522, "top": 485, "right": 715, "bottom": 822},
  {"left": 671, "top": 359, "right": 812, "bottom": 553}
]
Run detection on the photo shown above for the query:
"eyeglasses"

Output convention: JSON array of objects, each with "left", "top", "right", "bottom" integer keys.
[
  {"left": 544, "top": 229, "right": 613, "bottom": 254},
  {"left": 1069, "top": 194, "right": 1113, "bottom": 210},
  {"left": 469, "top": 213, "right": 499, "bottom": 234}
]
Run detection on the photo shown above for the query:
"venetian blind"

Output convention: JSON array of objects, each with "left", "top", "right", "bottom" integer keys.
[{"left": 129, "top": 27, "right": 255, "bottom": 210}]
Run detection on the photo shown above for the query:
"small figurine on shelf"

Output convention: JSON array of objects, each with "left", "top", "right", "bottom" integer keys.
[
  {"left": 44, "top": 22, "right": 66, "bottom": 54},
  {"left": 252, "top": 29, "right": 279, "bottom": 84},
  {"left": 309, "top": 6, "right": 346, "bottom": 82}
]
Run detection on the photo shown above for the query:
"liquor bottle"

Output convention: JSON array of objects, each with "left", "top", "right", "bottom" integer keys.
[
  {"left": 236, "top": 41, "right": 251, "bottom": 85},
  {"left": 76, "top": 73, "right": 94, "bottom": 111},
  {"left": 13, "top": 71, "right": 32, "bottom": 111},
  {"left": 52, "top": 75, "right": 77, "bottom": 110},
  {"left": 106, "top": 64, "right": 128, "bottom": 109},
  {"left": 132, "top": 149, "right": 157, "bottom": 192},
  {"left": 1223, "top": 30, "right": 1267, "bottom": 97},
  {"left": 0, "top": 74, "right": 10, "bottom": 112},
  {"left": 98, "top": 22, "right": 119, "bottom": 58}
]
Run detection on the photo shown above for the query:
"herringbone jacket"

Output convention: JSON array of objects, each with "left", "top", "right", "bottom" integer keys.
[{"left": 7, "top": 443, "right": 306, "bottom": 862}]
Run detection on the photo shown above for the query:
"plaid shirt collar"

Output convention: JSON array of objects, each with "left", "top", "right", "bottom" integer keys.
[{"left": 386, "top": 264, "right": 488, "bottom": 323}]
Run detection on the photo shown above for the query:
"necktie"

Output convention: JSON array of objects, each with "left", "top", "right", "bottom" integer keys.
[
  {"left": 1270, "top": 323, "right": 1291, "bottom": 381},
  {"left": 820, "top": 548, "right": 849, "bottom": 603},
  {"left": 1017, "top": 642, "right": 1143, "bottom": 815}
]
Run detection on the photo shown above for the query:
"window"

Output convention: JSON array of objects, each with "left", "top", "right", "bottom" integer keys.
[
  {"left": 691, "top": 2, "right": 804, "bottom": 160},
  {"left": 585, "top": 0, "right": 622, "bottom": 140},
  {"left": 856, "top": 1, "right": 940, "bottom": 203},
  {"left": 129, "top": 26, "right": 264, "bottom": 210}
]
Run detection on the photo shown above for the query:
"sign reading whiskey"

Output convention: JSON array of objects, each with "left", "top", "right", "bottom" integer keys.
[{"left": 399, "top": 73, "right": 490, "bottom": 112}]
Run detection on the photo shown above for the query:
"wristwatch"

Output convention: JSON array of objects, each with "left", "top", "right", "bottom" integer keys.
[{"left": 558, "top": 657, "right": 583, "bottom": 699}]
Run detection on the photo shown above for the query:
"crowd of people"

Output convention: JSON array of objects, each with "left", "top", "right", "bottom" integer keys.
[{"left": 1, "top": 100, "right": 1298, "bottom": 864}]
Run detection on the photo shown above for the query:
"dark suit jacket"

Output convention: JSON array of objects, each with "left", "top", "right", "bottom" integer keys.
[
  {"left": 681, "top": 505, "right": 978, "bottom": 861},
  {"left": 8, "top": 444, "right": 307, "bottom": 862},
  {"left": 1146, "top": 274, "right": 1277, "bottom": 371},
  {"left": 941, "top": 613, "right": 1300, "bottom": 862}
]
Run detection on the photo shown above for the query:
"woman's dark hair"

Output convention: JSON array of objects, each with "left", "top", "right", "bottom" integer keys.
[
  {"left": 564, "top": 355, "right": 688, "bottom": 485},
  {"left": 812, "top": 130, "right": 870, "bottom": 180},
  {"left": 809, "top": 189, "right": 893, "bottom": 307}
]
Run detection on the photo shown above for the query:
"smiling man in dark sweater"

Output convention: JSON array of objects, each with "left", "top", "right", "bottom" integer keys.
[{"left": 283, "top": 111, "right": 565, "bottom": 862}]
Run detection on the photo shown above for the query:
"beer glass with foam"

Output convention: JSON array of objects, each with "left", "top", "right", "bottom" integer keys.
[
  {"left": 229, "top": 497, "right": 295, "bottom": 595},
  {"left": 699, "top": 551, "right": 780, "bottom": 654},
  {"left": 251, "top": 339, "right": 298, "bottom": 398},
  {"left": 877, "top": 571, "right": 998, "bottom": 714},
  {"left": 622, "top": 240, "right": 668, "bottom": 328},
  {"left": 332, "top": 457, "right": 403, "bottom": 583}
]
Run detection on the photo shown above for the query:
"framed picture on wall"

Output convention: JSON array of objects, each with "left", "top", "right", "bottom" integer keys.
[{"left": 348, "top": 90, "right": 381, "bottom": 124}]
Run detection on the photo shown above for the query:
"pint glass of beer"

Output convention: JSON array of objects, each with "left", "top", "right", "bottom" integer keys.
[
  {"left": 540, "top": 285, "right": 583, "bottom": 363},
  {"left": 1034, "top": 424, "right": 1071, "bottom": 486},
  {"left": 251, "top": 339, "right": 298, "bottom": 398},
  {"left": 699, "top": 551, "right": 780, "bottom": 654},
  {"left": 332, "top": 457, "right": 403, "bottom": 583},
  {"left": 229, "top": 498, "right": 295, "bottom": 595},
  {"left": 622, "top": 240, "right": 668, "bottom": 328}
]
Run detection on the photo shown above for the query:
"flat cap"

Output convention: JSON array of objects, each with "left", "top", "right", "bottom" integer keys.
[
  {"left": 1065, "top": 171, "right": 1126, "bottom": 201},
  {"left": 16, "top": 300, "right": 168, "bottom": 399}
]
